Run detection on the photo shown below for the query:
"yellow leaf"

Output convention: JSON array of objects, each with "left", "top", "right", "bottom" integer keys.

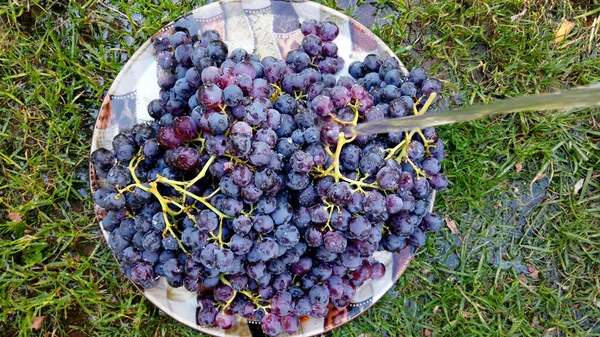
[{"left": 555, "top": 19, "right": 575, "bottom": 43}]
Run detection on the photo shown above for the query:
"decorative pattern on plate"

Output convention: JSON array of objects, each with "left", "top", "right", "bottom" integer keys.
[{"left": 90, "top": 1, "right": 429, "bottom": 336}]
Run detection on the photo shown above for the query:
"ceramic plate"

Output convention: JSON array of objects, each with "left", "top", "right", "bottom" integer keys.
[{"left": 90, "top": 1, "right": 432, "bottom": 336}]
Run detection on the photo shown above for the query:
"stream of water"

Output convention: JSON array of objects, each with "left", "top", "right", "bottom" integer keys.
[{"left": 349, "top": 85, "right": 600, "bottom": 136}]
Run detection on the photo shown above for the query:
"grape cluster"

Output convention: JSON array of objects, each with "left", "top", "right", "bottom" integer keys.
[{"left": 91, "top": 19, "right": 447, "bottom": 336}]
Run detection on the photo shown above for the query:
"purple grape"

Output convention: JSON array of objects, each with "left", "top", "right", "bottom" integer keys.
[
  {"left": 323, "top": 231, "right": 347, "bottom": 254},
  {"left": 430, "top": 173, "right": 449, "bottom": 190},
  {"left": 318, "top": 21, "right": 339, "bottom": 42},
  {"left": 261, "top": 313, "right": 282, "bottom": 337},
  {"left": 300, "top": 19, "right": 319, "bottom": 35},
  {"left": 198, "top": 83, "right": 223, "bottom": 109},
  {"left": 376, "top": 166, "right": 400, "bottom": 190},
  {"left": 301, "top": 34, "right": 323, "bottom": 57}
]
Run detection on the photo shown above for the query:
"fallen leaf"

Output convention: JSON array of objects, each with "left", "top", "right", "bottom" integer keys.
[
  {"left": 544, "top": 327, "right": 560, "bottom": 337},
  {"left": 433, "top": 305, "right": 439, "bottom": 313},
  {"left": 527, "top": 264, "right": 539, "bottom": 279},
  {"left": 31, "top": 316, "right": 45, "bottom": 330},
  {"left": 445, "top": 217, "right": 463, "bottom": 244},
  {"left": 7, "top": 211, "right": 22, "bottom": 222},
  {"left": 555, "top": 19, "right": 576, "bottom": 43},
  {"left": 532, "top": 172, "right": 547, "bottom": 184},
  {"left": 511, "top": 1, "right": 529, "bottom": 21},
  {"left": 515, "top": 161, "right": 524, "bottom": 172},
  {"left": 573, "top": 178, "right": 584, "bottom": 195},
  {"left": 518, "top": 274, "right": 528, "bottom": 284},
  {"left": 531, "top": 316, "right": 539, "bottom": 328},
  {"left": 594, "top": 300, "right": 600, "bottom": 309},
  {"left": 424, "top": 328, "right": 432, "bottom": 336}
]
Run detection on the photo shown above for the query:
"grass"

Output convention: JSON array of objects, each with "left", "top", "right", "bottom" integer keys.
[{"left": 0, "top": 0, "right": 599, "bottom": 336}]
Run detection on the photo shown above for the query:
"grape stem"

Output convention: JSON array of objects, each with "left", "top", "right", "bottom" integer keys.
[
  {"left": 208, "top": 216, "right": 230, "bottom": 249},
  {"left": 116, "top": 150, "right": 229, "bottom": 255},
  {"left": 218, "top": 274, "right": 270, "bottom": 312},
  {"left": 270, "top": 84, "right": 281, "bottom": 103},
  {"left": 186, "top": 155, "right": 216, "bottom": 187},
  {"left": 328, "top": 99, "right": 361, "bottom": 126},
  {"left": 314, "top": 131, "right": 379, "bottom": 192},
  {"left": 382, "top": 93, "right": 438, "bottom": 179},
  {"left": 322, "top": 200, "right": 341, "bottom": 232}
]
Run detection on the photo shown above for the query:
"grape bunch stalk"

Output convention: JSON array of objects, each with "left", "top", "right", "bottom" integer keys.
[{"left": 91, "top": 18, "right": 447, "bottom": 336}]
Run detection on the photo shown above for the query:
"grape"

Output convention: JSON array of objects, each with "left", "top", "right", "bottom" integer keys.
[
  {"left": 421, "top": 78, "right": 442, "bottom": 97},
  {"left": 322, "top": 41, "right": 338, "bottom": 58},
  {"left": 162, "top": 258, "right": 183, "bottom": 278},
  {"left": 274, "top": 94, "right": 298, "bottom": 115},
  {"left": 174, "top": 44, "right": 193, "bottom": 67},
  {"left": 261, "top": 314, "right": 282, "bottom": 337},
  {"left": 250, "top": 78, "right": 272, "bottom": 98},
  {"left": 385, "top": 194, "right": 404, "bottom": 214},
  {"left": 271, "top": 202, "right": 293, "bottom": 225},
  {"left": 285, "top": 171, "right": 310, "bottom": 190},
  {"left": 274, "top": 114, "right": 295, "bottom": 138},
  {"left": 412, "top": 177, "right": 431, "bottom": 199},
  {"left": 330, "top": 86, "right": 351, "bottom": 109},
  {"left": 153, "top": 34, "right": 171, "bottom": 52},
  {"left": 275, "top": 224, "right": 300, "bottom": 248},
  {"left": 228, "top": 133, "right": 251, "bottom": 157},
  {"left": 207, "top": 40, "right": 228, "bottom": 63},
  {"left": 300, "top": 19, "right": 318, "bottom": 35},
  {"left": 324, "top": 231, "right": 347, "bottom": 253},
  {"left": 348, "top": 216, "right": 371, "bottom": 240},
  {"left": 311, "top": 95, "right": 333, "bottom": 116},
  {"left": 430, "top": 173, "right": 449, "bottom": 190},
  {"left": 253, "top": 214, "right": 274, "bottom": 234},
  {"left": 318, "top": 21, "right": 339, "bottom": 42},
  {"left": 420, "top": 212, "right": 443, "bottom": 232},
  {"left": 363, "top": 54, "right": 382, "bottom": 73},
  {"left": 265, "top": 109, "right": 281, "bottom": 129},
  {"left": 198, "top": 83, "right": 223, "bottom": 109},
  {"left": 196, "top": 210, "right": 219, "bottom": 232},
  {"left": 201, "top": 66, "right": 220, "bottom": 84},
  {"left": 320, "top": 120, "right": 340, "bottom": 145},
  {"left": 272, "top": 273, "right": 292, "bottom": 292},
  {"left": 215, "top": 310, "right": 235, "bottom": 329},
  {"left": 408, "top": 229, "right": 427, "bottom": 248},
  {"left": 290, "top": 150, "right": 314, "bottom": 173},
  {"left": 249, "top": 142, "right": 273, "bottom": 166},
  {"left": 255, "top": 128, "right": 278, "bottom": 148},
  {"left": 327, "top": 182, "right": 353, "bottom": 205},
  {"left": 302, "top": 34, "right": 323, "bottom": 57},
  {"left": 376, "top": 166, "right": 400, "bottom": 190},
  {"left": 93, "top": 19, "right": 450, "bottom": 336},
  {"left": 130, "top": 262, "right": 158, "bottom": 288},
  {"left": 223, "top": 84, "right": 243, "bottom": 107},
  {"left": 390, "top": 213, "right": 416, "bottom": 236}
]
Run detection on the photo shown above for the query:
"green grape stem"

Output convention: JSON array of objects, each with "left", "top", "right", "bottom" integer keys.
[
  {"left": 314, "top": 131, "right": 379, "bottom": 193},
  {"left": 218, "top": 274, "right": 270, "bottom": 312},
  {"left": 115, "top": 151, "right": 231, "bottom": 255}
]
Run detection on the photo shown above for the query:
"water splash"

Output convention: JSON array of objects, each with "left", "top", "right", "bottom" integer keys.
[{"left": 350, "top": 84, "right": 600, "bottom": 136}]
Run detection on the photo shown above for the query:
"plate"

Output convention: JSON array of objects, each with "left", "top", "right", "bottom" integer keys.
[{"left": 90, "top": 1, "right": 432, "bottom": 336}]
